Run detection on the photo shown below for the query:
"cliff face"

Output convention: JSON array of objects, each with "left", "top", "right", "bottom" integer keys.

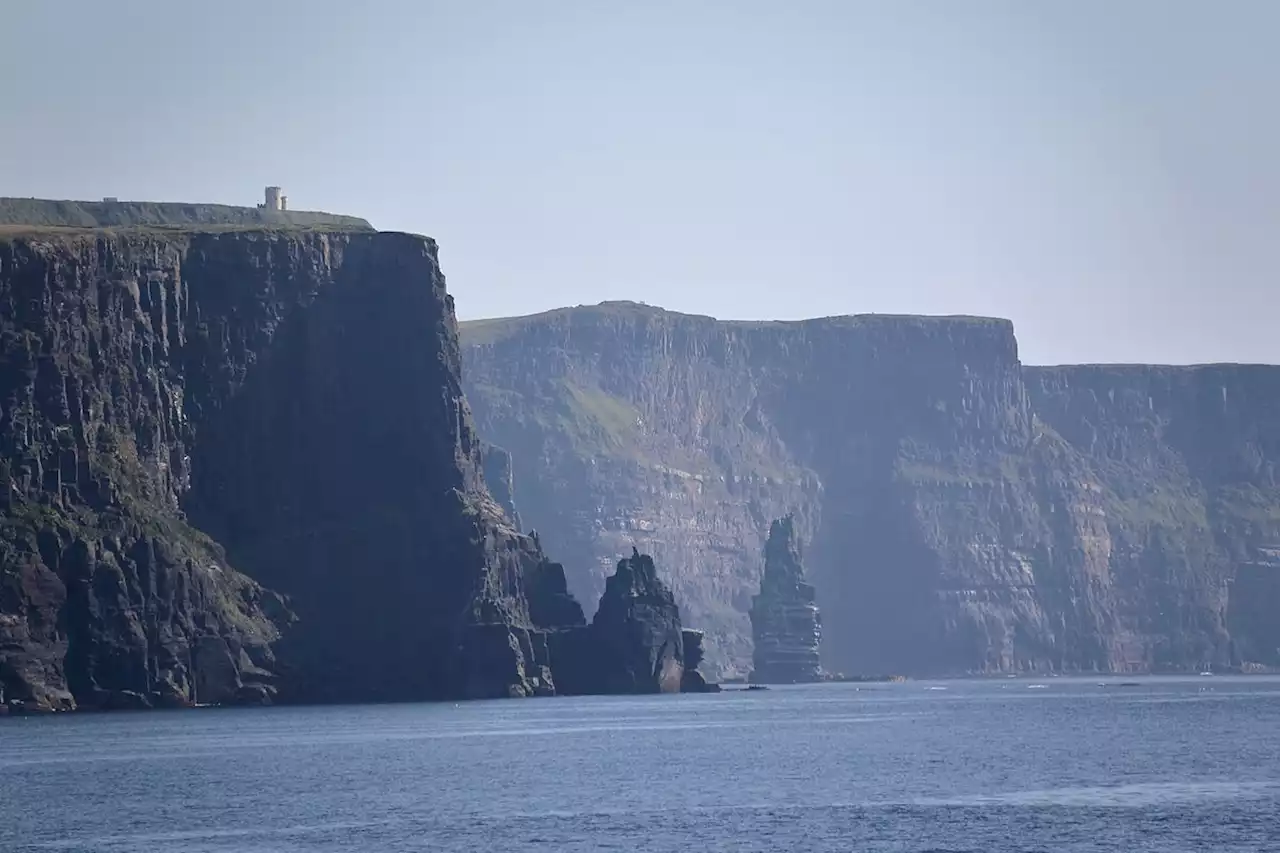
[
  {"left": 460, "top": 302, "right": 1280, "bottom": 678},
  {"left": 1026, "top": 365, "right": 1280, "bottom": 670},
  {"left": 480, "top": 443, "right": 523, "bottom": 529},
  {"left": 0, "top": 228, "right": 562, "bottom": 710},
  {"left": 462, "top": 304, "right": 818, "bottom": 677},
  {"left": 750, "top": 516, "right": 822, "bottom": 684}
]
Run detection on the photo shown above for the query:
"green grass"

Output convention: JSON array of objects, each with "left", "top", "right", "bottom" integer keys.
[
  {"left": 458, "top": 301, "right": 1011, "bottom": 346},
  {"left": 468, "top": 377, "right": 646, "bottom": 461},
  {"left": 560, "top": 381, "right": 640, "bottom": 440},
  {"left": 0, "top": 197, "right": 372, "bottom": 231},
  {"left": 1212, "top": 484, "right": 1280, "bottom": 525}
]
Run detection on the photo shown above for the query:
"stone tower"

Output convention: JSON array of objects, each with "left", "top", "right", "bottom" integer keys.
[{"left": 263, "top": 186, "right": 287, "bottom": 211}]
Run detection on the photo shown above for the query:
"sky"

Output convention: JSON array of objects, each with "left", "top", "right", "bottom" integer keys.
[{"left": 3, "top": 0, "right": 1278, "bottom": 365}]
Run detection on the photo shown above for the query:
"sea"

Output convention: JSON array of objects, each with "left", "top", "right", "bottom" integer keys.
[{"left": 2, "top": 676, "right": 1278, "bottom": 852}]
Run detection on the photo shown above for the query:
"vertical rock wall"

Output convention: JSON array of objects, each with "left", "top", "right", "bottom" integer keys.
[
  {"left": 461, "top": 303, "right": 1280, "bottom": 677},
  {"left": 0, "top": 229, "right": 570, "bottom": 709}
]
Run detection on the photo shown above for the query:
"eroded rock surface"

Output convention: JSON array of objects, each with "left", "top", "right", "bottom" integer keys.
[
  {"left": 0, "top": 228, "right": 579, "bottom": 709},
  {"left": 680, "top": 628, "right": 719, "bottom": 692},
  {"left": 749, "top": 516, "right": 822, "bottom": 684},
  {"left": 552, "top": 549, "right": 686, "bottom": 695},
  {"left": 461, "top": 302, "right": 1280, "bottom": 677},
  {"left": 480, "top": 443, "right": 523, "bottom": 529}
]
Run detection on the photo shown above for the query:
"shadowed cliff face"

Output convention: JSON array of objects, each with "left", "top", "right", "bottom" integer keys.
[
  {"left": 460, "top": 302, "right": 1280, "bottom": 678},
  {"left": 462, "top": 304, "right": 819, "bottom": 677},
  {"left": 0, "top": 229, "right": 560, "bottom": 709},
  {"left": 1026, "top": 365, "right": 1280, "bottom": 670}
]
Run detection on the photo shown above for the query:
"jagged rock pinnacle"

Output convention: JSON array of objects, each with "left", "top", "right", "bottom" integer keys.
[{"left": 749, "top": 515, "right": 822, "bottom": 684}]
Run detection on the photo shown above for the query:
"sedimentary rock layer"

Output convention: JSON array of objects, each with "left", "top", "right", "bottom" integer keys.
[
  {"left": 460, "top": 301, "right": 1280, "bottom": 678},
  {"left": 0, "top": 228, "right": 554, "bottom": 710}
]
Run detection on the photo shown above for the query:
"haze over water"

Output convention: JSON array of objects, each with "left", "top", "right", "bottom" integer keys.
[{"left": 3, "top": 677, "right": 1277, "bottom": 852}]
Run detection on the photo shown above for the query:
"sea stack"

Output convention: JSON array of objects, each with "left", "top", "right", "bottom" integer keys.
[
  {"left": 549, "top": 548, "right": 688, "bottom": 695},
  {"left": 749, "top": 516, "right": 822, "bottom": 684}
]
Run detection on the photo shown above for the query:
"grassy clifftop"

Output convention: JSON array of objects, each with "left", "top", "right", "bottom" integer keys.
[
  {"left": 460, "top": 299, "right": 1009, "bottom": 347},
  {"left": 0, "top": 197, "right": 372, "bottom": 231}
]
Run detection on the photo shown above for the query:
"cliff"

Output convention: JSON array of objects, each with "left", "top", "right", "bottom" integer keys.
[
  {"left": 1025, "top": 365, "right": 1280, "bottom": 670},
  {"left": 0, "top": 227, "right": 571, "bottom": 710},
  {"left": 480, "top": 443, "right": 524, "bottom": 529},
  {"left": 460, "top": 301, "right": 1280, "bottom": 678},
  {"left": 462, "top": 303, "right": 820, "bottom": 677},
  {"left": 749, "top": 516, "right": 822, "bottom": 684}
]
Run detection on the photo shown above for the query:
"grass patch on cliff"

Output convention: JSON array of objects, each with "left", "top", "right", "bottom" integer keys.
[
  {"left": 1212, "top": 484, "right": 1280, "bottom": 525},
  {"left": 469, "top": 377, "right": 647, "bottom": 462},
  {"left": 545, "top": 380, "right": 646, "bottom": 461},
  {"left": 560, "top": 382, "right": 639, "bottom": 440},
  {"left": 471, "top": 376, "right": 650, "bottom": 461},
  {"left": 894, "top": 454, "right": 1020, "bottom": 489},
  {"left": 1102, "top": 481, "right": 1210, "bottom": 531}
]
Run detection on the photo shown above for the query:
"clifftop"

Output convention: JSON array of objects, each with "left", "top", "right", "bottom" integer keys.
[
  {"left": 460, "top": 300, "right": 1012, "bottom": 348},
  {"left": 0, "top": 197, "right": 372, "bottom": 232}
]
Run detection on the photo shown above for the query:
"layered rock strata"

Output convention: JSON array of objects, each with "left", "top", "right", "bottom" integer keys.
[
  {"left": 749, "top": 516, "right": 822, "bottom": 684},
  {"left": 0, "top": 228, "right": 581, "bottom": 710},
  {"left": 460, "top": 301, "right": 1280, "bottom": 678}
]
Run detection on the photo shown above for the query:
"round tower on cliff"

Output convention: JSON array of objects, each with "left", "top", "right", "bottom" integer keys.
[{"left": 264, "top": 186, "right": 286, "bottom": 211}]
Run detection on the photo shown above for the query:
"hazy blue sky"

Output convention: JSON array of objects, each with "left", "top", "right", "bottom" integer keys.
[{"left": 4, "top": 1, "right": 1278, "bottom": 364}]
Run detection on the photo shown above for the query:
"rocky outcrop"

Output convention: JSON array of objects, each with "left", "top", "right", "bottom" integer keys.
[
  {"left": 526, "top": 558, "right": 587, "bottom": 630},
  {"left": 585, "top": 548, "right": 685, "bottom": 694},
  {"left": 480, "top": 444, "right": 523, "bottom": 529},
  {"left": 551, "top": 549, "right": 687, "bottom": 695},
  {"left": 460, "top": 302, "right": 1280, "bottom": 678},
  {"left": 749, "top": 516, "right": 822, "bottom": 684},
  {"left": 680, "top": 628, "right": 719, "bottom": 692},
  {"left": 0, "top": 227, "right": 589, "bottom": 710}
]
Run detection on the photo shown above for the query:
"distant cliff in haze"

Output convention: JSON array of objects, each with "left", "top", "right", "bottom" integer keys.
[{"left": 460, "top": 301, "right": 1280, "bottom": 679}]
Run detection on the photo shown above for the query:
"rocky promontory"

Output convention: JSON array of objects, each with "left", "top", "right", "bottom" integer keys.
[
  {"left": 749, "top": 516, "right": 822, "bottom": 684},
  {"left": 0, "top": 226, "right": 711, "bottom": 712}
]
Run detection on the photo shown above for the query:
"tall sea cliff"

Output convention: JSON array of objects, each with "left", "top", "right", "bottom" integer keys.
[
  {"left": 460, "top": 301, "right": 1280, "bottom": 678},
  {"left": 0, "top": 227, "right": 617, "bottom": 710}
]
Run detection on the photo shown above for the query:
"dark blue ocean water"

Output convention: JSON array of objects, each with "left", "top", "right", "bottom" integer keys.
[{"left": 2, "top": 677, "right": 1278, "bottom": 852}]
